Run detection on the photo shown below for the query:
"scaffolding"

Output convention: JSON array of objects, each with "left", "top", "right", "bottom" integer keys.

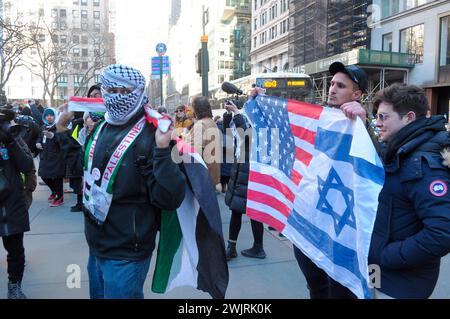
[{"left": 289, "top": 0, "right": 371, "bottom": 67}]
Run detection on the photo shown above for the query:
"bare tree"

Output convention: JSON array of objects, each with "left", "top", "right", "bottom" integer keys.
[
  {"left": 0, "top": 14, "right": 34, "bottom": 103},
  {"left": 25, "top": 18, "right": 76, "bottom": 107},
  {"left": 72, "top": 32, "right": 115, "bottom": 96}
]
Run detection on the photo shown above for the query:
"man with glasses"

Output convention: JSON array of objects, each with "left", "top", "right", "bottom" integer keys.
[
  {"left": 293, "top": 61, "right": 372, "bottom": 299},
  {"left": 369, "top": 83, "right": 450, "bottom": 299}
]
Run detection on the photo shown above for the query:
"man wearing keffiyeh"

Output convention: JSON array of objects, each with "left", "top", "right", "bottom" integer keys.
[{"left": 56, "top": 64, "right": 186, "bottom": 299}]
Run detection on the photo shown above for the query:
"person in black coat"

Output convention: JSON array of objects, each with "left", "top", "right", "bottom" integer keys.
[
  {"left": 36, "top": 108, "right": 66, "bottom": 207},
  {"left": 369, "top": 83, "right": 450, "bottom": 299},
  {"left": 0, "top": 108, "right": 34, "bottom": 299},
  {"left": 56, "top": 64, "right": 186, "bottom": 299},
  {"left": 223, "top": 101, "right": 266, "bottom": 260}
]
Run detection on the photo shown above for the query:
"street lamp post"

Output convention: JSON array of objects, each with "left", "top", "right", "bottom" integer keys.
[{"left": 201, "top": 6, "right": 209, "bottom": 98}]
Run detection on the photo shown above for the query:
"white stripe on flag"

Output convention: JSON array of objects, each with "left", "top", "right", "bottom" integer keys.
[
  {"left": 248, "top": 181, "right": 293, "bottom": 208},
  {"left": 283, "top": 222, "right": 365, "bottom": 298},
  {"left": 166, "top": 185, "right": 200, "bottom": 291},
  {"left": 288, "top": 112, "right": 319, "bottom": 133},
  {"left": 247, "top": 200, "right": 289, "bottom": 224}
]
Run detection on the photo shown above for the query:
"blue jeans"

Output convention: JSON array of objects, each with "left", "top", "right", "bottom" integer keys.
[{"left": 87, "top": 254, "right": 151, "bottom": 299}]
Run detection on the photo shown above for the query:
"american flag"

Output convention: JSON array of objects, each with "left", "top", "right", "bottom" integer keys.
[
  {"left": 244, "top": 95, "right": 384, "bottom": 298},
  {"left": 245, "top": 95, "right": 323, "bottom": 232}
]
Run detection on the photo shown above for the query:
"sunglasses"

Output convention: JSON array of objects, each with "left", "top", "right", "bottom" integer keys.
[{"left": 175, "top": 110, "right": 184, "bottom": 113}]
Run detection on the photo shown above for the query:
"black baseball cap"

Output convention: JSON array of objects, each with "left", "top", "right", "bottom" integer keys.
[{"left": 329, "top": 62, "right": 368, "bottom": 93}]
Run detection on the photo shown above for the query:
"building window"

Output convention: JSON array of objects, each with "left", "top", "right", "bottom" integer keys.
[
  {"left": 381, "top": 0, "right": 429, "bottom": 19},
  {"left": 254, "top": 0, "right": 257, "bottom": 10},
  {"left": 382, "top": 33, "right": 392, "bottom": 52},
  {"left": 94, "top": 11, "right": 100, "bottom": 19},
  {"left": 82, "top": 62, "right": 89, "bottom": 69},
  {"left": 82, "top": 49, "right": 88, "bottom": 57},
  {"left": 94, "top": 23, "right": 100, "bottom": 31},
  {"left": 73, "top": 62, "right": 80, "bottom": 70},
  {"left": 81, "top": 0, "right": 88, "bottom": 5},
  {"left": 72, "top": 10, "right": 79, "bottom": 18},
  {"left": 81, "top": 36, "right": 88, "bottom": 44},
  {"left": 400, "top": 24, "right": 424, "bottom": 63},
  {"left": 73, "top": 0, "right": 79, "bottom": 4},
  {"left": 253, "top": 36, "right": 257, "bottom": 49},
  {"left": 39, "top": 8, "right": 45, "bottom": 16},
  {"left": 81, "top": 23, "right": 88, "bottom": 30},
  {"left": 440, "top": 15, "right": 450, "bottom": 66},
  {"left": 60, "top": 22, "right": 67, "bottom": 30},
  {"left": 94, "top": 0, "right": 100, "bottom": 6},
  {"left": 73, "top": 48, "right": 80, "bottom": 57},
  {"left": 60, "top": 9, "right": 67, "bottom": 18},
  {"left": 51, "top": 35, "right": 59, "bottom": 43},
  {"left": 73, "top": 35, "right": 80, "bottom": 44},
  {"left": 60, "top": 35, "right": 67, "bottom": 44},
  {"left": 81, "top": 10, "right": 88, "bottom": 18},
  {"left": 58, "top": 74, "right": 68, "bottom": 84}
]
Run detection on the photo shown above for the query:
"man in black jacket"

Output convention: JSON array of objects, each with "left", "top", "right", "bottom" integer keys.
[
  {"left": 57, "top": 64, "right": 186, "bottom": 299},
  {"left": 0, "top": 108, "right": 34, "bottom": 299},
  {"left": 293, "top": 62, "right": 370, "bottom": 299},
  {"left": 369, "top": 83, "right": 450, "bottom": 298}
]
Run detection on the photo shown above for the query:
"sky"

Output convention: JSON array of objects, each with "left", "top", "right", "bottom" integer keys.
[{"left": 114, "top": 0, "right": 171, "bottom": 82}]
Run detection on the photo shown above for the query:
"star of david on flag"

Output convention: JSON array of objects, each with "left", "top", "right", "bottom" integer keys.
[{"left": 244, "top": 95, "right": 385, "bottom": 299}]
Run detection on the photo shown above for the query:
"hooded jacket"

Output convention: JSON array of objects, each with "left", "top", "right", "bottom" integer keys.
[
  {"left": 38, "top": 108, "right": 66, "bottom": 178},
  {"left": 369, "top": 116, "right": 450, "bottom": 298}
]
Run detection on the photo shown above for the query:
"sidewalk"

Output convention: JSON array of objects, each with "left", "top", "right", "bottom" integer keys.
[
  {"left": 0, "top": 181, "right": 309, "bottom": 299},
  {"left": 1, "top": 181, "right": 449, "bottom": 299}
]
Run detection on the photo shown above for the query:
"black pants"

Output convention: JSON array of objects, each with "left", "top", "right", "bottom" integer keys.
[
  {"left": 293, "top": 246, "right": 356, "bottom": 299},
  {"left": 42, "top": 177, "right": 63, "bottom": 198},
  {"left": 1, "top": 233, "right": 25, "bottom": 283},
  {"left": 69, "top": 177, "right": 83, "bottom": 195},
  {"left": 229, "top": 210, "right": 264, "bottom": 245}
]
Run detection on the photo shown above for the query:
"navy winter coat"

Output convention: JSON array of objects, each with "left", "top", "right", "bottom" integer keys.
[{"left": 369, "top": 116, "right": 450, "bottom": 298}]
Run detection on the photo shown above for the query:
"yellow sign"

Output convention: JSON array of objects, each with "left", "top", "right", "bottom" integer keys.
[
  {"left": 263, "top": 80, "right": 278, "bottom": 88},
  {"left": 287, "top": 81, "right": 305, "bottom": 87}
]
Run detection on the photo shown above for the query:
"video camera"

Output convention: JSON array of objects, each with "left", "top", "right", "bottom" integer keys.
[
  {"left": 221, "top": 82, "right": 245, "bottom": 109},
  {"left": 0, "top": 109, "right": 21, "bottom": 138}
]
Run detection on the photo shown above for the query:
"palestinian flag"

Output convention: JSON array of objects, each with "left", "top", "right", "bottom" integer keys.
[
  {"left": 68, "top": 97, "right": 106, "bottom": 113},
  {"left": 151, "top": 139, "right": 229, "bottom": 299}
]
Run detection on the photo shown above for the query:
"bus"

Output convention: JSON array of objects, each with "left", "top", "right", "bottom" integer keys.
[{"left": 204, "top": 72, "right": 315, "bottom": 110}]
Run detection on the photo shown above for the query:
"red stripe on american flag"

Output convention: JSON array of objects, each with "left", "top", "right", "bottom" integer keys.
[
  {"left": 247, "top": 208, "right": 286, "bottom": 232},
  {"left": 291, "top": 169, "right": 303, "bottom": 185},
  {"left": 287, "top": 100, "right": 323, "bottom": 120},
  {"left": 249, "top": 171, "right": 295, "bottom": 203},
  {"left": 290, "top": 124, "right": 316, "bottom": 145},
  {"left": 247, "top": 190, "right": 292, "bottom": 218},
  {"left": 295, "top": 147, "right": 313, "bottom": 166}
]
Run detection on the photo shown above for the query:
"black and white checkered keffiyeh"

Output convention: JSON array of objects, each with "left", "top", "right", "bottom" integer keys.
[{"left": 101, "top": 64, "right": 149, "bottom": 125}]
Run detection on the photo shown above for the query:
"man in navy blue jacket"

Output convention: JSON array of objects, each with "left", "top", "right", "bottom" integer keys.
[{"left": 370, "top": 83, "right": 450, "bottom": 298}]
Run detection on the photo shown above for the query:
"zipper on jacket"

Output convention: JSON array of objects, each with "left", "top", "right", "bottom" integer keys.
[{"left": 133, "top": 212, "right": 139, "bottom": 251}]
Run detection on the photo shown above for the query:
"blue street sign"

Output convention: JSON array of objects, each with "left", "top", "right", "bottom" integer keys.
[
  {"left": 156, "top": 43, "right": 167, "bottom": 56},
  {"left": 152, "top": 63, "right": 170, "bottom": 68},
  {"left": 152, "top": 56, "right": 169, "bottom": 63}
]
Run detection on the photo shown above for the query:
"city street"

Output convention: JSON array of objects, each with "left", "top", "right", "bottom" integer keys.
[{"left": 1, "top": 177, "right": 449, "bottom": 299}]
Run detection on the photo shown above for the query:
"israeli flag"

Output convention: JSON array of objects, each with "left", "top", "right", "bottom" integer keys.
[{"left": 283, "top": 108, "right": 384, "bottom": 299}]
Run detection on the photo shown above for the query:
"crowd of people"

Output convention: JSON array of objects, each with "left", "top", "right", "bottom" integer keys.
[{"left": 0, "top": 61, "right": 449, "bottom": 299}]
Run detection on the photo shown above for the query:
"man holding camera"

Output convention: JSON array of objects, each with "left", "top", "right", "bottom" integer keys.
[{"left": 0, "top": 107, "right": 34, "bottom": 299}]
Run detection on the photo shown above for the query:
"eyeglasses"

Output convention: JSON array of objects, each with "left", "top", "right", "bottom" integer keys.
[
  {"left": 175, "top": 110, "right": 184, "bottom": 113},
  {"left": 375, "top": 113, "right": 391, "bottom": 122}
]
